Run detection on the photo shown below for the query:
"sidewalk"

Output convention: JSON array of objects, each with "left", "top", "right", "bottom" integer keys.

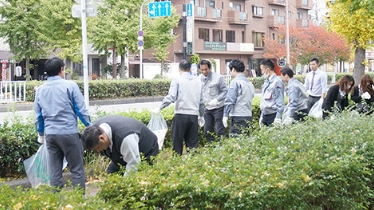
[{"left": 0, "top": 96, "right": 165, "bottom": 113}]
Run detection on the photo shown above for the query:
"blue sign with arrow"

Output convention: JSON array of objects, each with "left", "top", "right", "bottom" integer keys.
[{"left": 148, "top": 1, "right": 171, "bottom": 18}]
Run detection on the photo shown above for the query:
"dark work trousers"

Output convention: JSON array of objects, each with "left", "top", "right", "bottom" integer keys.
[
  {"left": 106, "top": 146, "right": 159, "bottom": 174},
  {"left": 46, "top": 133, "right": 85, "bottom": 191},
  {"left": 204, "top": 106, "right": 225, "bottom": 142},
  {"left": 307, "top": 95, "right": 321, "bottom": 112},
  {"left": 172, "top": 114, "right": 198, "bottom": 155},
  {"left": 230, "top": 116, "right": 252, "bottom": 137},
  {"left": 262, "top": 113, "right": 277, "bottom": 126},
  {"left": 293, "top": 108, "right": 308, "bottom": 121}
]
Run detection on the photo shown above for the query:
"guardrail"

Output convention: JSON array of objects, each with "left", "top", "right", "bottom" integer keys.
[
  {"left": 0, "top": 81, "right": 26, "bottom": 103},
  {"left": 222, "top": 75, "right": 232, "bottom": 85}
]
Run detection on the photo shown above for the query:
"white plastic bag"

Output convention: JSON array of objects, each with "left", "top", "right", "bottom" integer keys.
[
  {"left": 309, "top": 100, "right": 323, "bottom": 119},
  {"left": 23, "top": 143, "right": 68, "bottom": 188},
  {"left": 147, "top": 113, "right": 168, "bottom": 150}
]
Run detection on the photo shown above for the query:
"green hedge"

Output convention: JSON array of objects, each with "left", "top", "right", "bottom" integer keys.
[
  {"left": 24, "top": 74, "right": 333, "bottom": 102},
  {"left": 97, "top": 112, "right": 374, "bottom": 209},
  {"left": 1, "top": 112, "right": 374, "bottom": 208},
  {"left": 25, "top": 79, "right": 172, "bottom": 102}
]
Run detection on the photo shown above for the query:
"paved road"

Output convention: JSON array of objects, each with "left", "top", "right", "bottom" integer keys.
[{"left": 0, "top": 101, "right": 162, "bottom": 124}]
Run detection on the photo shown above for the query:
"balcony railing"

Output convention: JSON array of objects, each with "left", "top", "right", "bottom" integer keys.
[
  {"left": 212, "top": 8, "right": 222, "bottom": 18},
  {"left": 196, "top": 7, "right": 206, "bottom": 17},
  {"left": 239, "top": 12, "right": 247, "bottom": 21}
]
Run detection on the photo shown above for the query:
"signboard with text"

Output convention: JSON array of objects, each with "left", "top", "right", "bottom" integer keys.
[{"left": 204, "top": 42, "right": 227, "bottom": 51}]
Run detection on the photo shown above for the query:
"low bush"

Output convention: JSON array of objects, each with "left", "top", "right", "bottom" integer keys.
[{"left": 97, "top": 112, "right": 374, "bottom": 209}]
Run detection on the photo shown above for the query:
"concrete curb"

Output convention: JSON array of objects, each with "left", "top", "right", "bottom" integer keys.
[{"left": 0, "top": 172, "right": 72, "bottom": 189}]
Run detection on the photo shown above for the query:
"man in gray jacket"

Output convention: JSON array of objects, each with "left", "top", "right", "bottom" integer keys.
[
  {"left": 281, "top": 67, "right": 308, "bottom": 125},
  {"left": 223, "top": 59, "right": 255, "bottom": 136},
  {"left": 199, "top": 60, "right": 228, "bottom": 142},
  {"left": 259, "top": 59, "right": 285, "bottom": 126},
  {"left": 153, "top": 60, "right": 204, "bottom": 155}
]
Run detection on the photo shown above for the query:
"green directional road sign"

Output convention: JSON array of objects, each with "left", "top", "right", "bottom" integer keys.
[{"left": 148, "top": 1, "right": 171, "bottom": 18}]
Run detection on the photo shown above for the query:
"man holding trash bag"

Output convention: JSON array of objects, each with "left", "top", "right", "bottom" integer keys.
[
  {"left": 153, "top": 60, "right": 204, "bottom": 155},
  {"left": 199, "top": 59, "right": 227, "bottom": 142},
  {"left": 34, "top": 57, "right": 91, "bottom": 192},
  {"left": 81, "top": 116, "right": 159, "bottom": 175}
]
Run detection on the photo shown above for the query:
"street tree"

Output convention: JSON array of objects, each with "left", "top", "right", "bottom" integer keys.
[
  {"left": 88, "top": 0, "right": 179, "bottom": 79},
  {"left": 328, "top": 0, "right": 374, "bottom": 83},
  {"left": 38, "top": 0, "right": 83, "bottom": 64},
  {"left": 263, "top": 25, "right": 350, "bottom": 69},
  {"left": 0, "top": 0, "right": 46, "bottom": 81},
  {"left": 143, "top": 8, "right": 179, "bottom": 75}
]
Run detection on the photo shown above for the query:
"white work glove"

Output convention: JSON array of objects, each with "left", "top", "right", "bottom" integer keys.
[
  {"left": 222, "top": 116, "right": 228, "bottom": 128},
  {"left": 208, "top": 98, "right": 219, "bottom": 106},
  {"left": 273, "top": 118, "right": 282, "bottom": 125},
  {"left": 198, "top": 116, "right": 205, "bottom": 127},
  {"left": 259, "top": 115, "right": 263, "bottom": 128},
  {"left": 283, "top": 116, "right": 293, "bottom": 126},
  {"left": 362, "top": 92, "right": 371, "bottom": 99},
  {"left": 152, "top": 107, "right": 161, "bottom": 114},
  {"left": 37, "top": 135, "right": 45, "bottom": 144}
]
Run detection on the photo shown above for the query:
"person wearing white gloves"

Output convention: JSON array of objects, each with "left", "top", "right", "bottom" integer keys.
[
  {"left": 222, "top": 59, "right": 255, "bottom": 137},
  {"left": 304, "top": 58, "right": 328, "bottom": 112},
  {"left": 199, "top": 60, "right": 228, "bottom": 142},
  {"left": 351, "top": 74, "right": 374, "bottom": 114},
  {"left": 153, "top": 60, "right": 204, "bottom": 155},
  {"left": 34, "top": 57, "right": 91, "bottom": 193},
  {"left": 322, "top": 75, "right": 354, "bottom": 119},
  {"left": 259, "top": 59, "right": 285, "bottom": 126},
  {"left": 280, "top": 67, "right": 309, "bottom": 125}
]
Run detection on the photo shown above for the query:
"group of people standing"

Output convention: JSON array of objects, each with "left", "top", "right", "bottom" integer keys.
[{"left": 156, "top": 57, "right": 374, "bottom": 158}]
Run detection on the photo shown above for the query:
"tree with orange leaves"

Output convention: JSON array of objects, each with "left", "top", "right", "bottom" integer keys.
[{"left": 263, "top": 25, "right": 351, "bottom": 68}]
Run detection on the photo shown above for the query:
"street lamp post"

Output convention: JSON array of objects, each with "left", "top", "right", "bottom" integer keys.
[
  {"left": 285, "top": 0, "right": 291, "bottom": 69},
  {"left": 81, "top": 0, "right": 89, "bottom": 107}
]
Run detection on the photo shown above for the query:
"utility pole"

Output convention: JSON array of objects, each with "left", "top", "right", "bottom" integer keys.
[{"left": 139, "top": 0, "right": 150, "bottom": 79}]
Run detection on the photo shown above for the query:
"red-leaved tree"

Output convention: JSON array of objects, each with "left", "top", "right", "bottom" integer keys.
[{"left": 264, "top": 25, "right": 351, "bottom": 68}]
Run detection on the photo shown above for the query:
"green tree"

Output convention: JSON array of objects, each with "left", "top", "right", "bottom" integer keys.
[
  {"left": 328, "top": 0, "right": 374, "bottom": 83},
  {"left": 0, "top": 0, "right": 46, "bottom": 81},
  {"left": 88, "top": 0, "right": 179, "bottom": 79},
  {"left": 38, "top": 0, "right": 82, "bottom": 63}
]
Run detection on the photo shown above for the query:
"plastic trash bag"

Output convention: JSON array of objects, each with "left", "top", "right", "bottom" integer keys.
[
  {"left": 23, "top": 143, "right": 68, "bottom": 188},
  {"left": 309, "top": 100, "right": 323, "bottom": 119},
  {"left": 147, "top": 113, "right": 168, "bottom": 150}
]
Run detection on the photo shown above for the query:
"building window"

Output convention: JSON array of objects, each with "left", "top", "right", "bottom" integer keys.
[
  {"left": 242, "top": 31, "right": 245, "bottom": 43},
  {"left": 213, "top": 29, "right": 223, "bottom": 42},
  {"left": 252, "top": 6, "right": 264, "bottom": 15},
  {"left": 288, "top": 11, "right": 292, "bottom": 18},
  {"left": 252, "top": 32, "right": 264, "bottom": 48},
  {"left": 272, "top": 9, "right": 279, "bottom": 16},
  {"left": 226, "top": 30, "right": 235, "bottom": 43},
  {"left": 302, "top": 0, "right": 308, "bottom": 6},
  {"left": 297, "top": 12, "right": 302, "bottom": 19},
  {"left": 193, "top": 0, "right": 200, "bottom": 6},
  {"left": 272, "top": 33, "right": 276, "bottom": 40},
  {"left": 199, "top": 28, "right": 209, "bottom": 41},
  {"left": 234, "top": 4, "right": 241, "bottom": 11},
  {"left": 207, "top": 0, "right": 215, "bottom": 8}
]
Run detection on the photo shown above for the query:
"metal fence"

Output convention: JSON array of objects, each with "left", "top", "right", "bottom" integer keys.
[
  {"left": 0, "top": 81, "right": 26, "bottom": 103},
  {"left": 222, "top": 75, "right": 232, "bottom": 85}
]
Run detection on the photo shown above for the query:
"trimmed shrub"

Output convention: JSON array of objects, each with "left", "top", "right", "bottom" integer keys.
[{"left": 97, "top": 112, "right": 374, "bottom": 209}]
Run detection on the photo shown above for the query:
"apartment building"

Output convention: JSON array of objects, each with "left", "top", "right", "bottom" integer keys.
[{"left": 143, "top": 0, "right": 312, "bottom": 76}]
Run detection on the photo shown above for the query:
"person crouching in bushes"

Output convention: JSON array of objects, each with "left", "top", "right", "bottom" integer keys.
[
  {"left": 322, "top": 75, "right": 354, "bottom": 119},
  {"left": 81, "top": 115, "right": 159, "bottom": 176},
  {"left": 351, "top": 74, "right": 374, "bottom": 115}
]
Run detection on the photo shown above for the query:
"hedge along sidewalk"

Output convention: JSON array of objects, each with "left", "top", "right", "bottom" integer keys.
[{"left": 0, "top": 96, "right": 165, "bottom": 113}]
